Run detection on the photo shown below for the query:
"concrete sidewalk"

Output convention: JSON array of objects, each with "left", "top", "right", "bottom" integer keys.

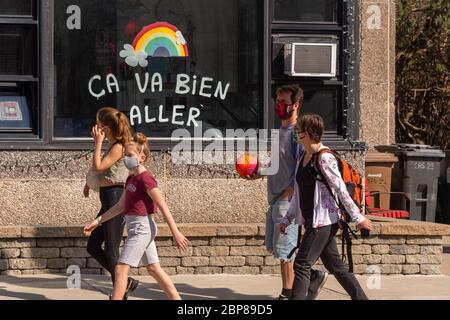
[
  {"left": 1, "top": 273, "right": 450, "bottom": 300},
  {"left": 1, "top": 239, "right": 448, "bottom": 300}
]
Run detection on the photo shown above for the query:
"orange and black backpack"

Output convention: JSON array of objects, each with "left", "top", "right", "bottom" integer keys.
[
  {"left": 313, "top": 148, "right": 364, "bottom": 216},
  {"left": 313, "top": 148, "right": 364, "bottom": 272}
]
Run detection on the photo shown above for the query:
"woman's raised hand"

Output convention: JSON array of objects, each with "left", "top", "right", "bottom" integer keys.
[{"left": 91, "top": 125, "right": 105, "bottom": 144}]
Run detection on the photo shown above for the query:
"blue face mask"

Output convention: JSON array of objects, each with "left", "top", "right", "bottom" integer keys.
[{"left": 123, "top": 156, "right": 140, "bottom": 170}]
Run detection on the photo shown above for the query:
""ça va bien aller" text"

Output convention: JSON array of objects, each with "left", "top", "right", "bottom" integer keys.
[{"left": 88, "top": 72, "right": 231, "bottom": 127}]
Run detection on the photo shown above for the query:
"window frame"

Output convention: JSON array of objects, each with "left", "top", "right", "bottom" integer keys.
[
  {"left": 0, "top": 0, "right": 40, "bottom": 142},
  {"left": 268, "top": 0, "right": 362, "bottom": 149},
  {"left": 0, "top": 0, "right": 363, "bottom": 151},
  {"left": 272, "top": 0, "right": 342, "bottom": 25}
]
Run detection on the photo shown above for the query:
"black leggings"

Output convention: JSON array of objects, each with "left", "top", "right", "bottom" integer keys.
[{"left": 86, "top": 186, "right": 125, "bottom": 284}]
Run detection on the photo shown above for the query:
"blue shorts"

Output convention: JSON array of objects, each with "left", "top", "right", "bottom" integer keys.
[{"left": 265, "top": 199, "right": 299, "bottom": 261}]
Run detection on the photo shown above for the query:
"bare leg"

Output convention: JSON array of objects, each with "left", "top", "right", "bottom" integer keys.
[
  {"left": 111, "top": 263, "right": 130, "bottom": 300},
  {"left": 280, "top": 260, "right": 295, "bottom": 289},
  {"left": 146, "top": 263, "right": 181, "bottom": 300}
]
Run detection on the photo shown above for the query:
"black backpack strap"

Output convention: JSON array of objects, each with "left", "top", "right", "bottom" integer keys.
[{"left": 341, "top": 220, "right": 357, "bottom": 273}]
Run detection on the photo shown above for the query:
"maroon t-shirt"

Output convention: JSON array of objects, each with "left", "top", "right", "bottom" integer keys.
[{"left": 124, "top": 170, "right": 158, "bottom": 216}]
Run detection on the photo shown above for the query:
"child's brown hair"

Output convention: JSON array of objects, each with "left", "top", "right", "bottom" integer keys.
[
  {"left": 97, "top": 107, "right": 132, "bottom": 146},
  {"left": 126, "top": 132, "right": 150, "bottom": 161}
]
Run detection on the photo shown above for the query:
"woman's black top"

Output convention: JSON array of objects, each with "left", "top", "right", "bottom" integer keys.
[{"left": 296, "top": 154, "right": 316, "bottom": 220}]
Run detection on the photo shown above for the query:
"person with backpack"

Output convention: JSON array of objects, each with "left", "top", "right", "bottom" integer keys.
[
  {"left": 280, "top": 113, "right": 373, "bottom": 300},
  {"left": 246, "top": 85, "right": 327, "bottom": 300}
]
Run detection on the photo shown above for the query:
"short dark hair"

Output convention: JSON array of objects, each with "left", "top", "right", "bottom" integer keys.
[
  {"left": 276, "top": 84, "right": 304, "bottom": 107},
  {"left": 298, "top": 113, "right": 325, "bottom": 143}
]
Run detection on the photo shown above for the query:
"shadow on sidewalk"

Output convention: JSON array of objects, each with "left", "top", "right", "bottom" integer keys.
[
  {"left": 88, "top": 280, "right": 275, "bottom": 300},
  {"left": 0, "top": 274, "right": 102, "bottom": 299},
  {"left": 0, "top": 287, "right": 48, "bottom": 300},
  {"left": 143, "top": 283, "right": 273, "bottom": 300},
  {"left": 0, "top": 274, "right": 275, "bottom": 300}
]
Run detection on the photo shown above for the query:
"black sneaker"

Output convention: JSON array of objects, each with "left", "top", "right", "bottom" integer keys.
[
  {"left": 277, "top": 294, "right": 289, "bottom": 300},
  {"left": 306, "top": 270, "right": 329, "bottom": 300},
  {"left": 124, "top": 277, "right": 139, "bottom": 299}
]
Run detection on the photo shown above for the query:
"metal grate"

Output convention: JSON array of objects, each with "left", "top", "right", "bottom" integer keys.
[
  {"left": 284, "top": 43, "right": 337, "bottom": 77},
  {"left": 294, "top": 45, "right": 333, "bottom": 74}
]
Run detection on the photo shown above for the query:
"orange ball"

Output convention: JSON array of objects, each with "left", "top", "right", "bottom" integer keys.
[{"left": 235, "top": 153, "right": 259, "bottom": 177}]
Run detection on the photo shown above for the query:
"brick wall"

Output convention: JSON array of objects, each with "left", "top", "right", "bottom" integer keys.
[{"left": 1, "top": 220, "right": 448, "bottom": 276}]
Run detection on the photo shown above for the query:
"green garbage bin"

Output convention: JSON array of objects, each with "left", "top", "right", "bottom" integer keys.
[{"left": 376, "top": 144, "right": 445, "bottom": 222}]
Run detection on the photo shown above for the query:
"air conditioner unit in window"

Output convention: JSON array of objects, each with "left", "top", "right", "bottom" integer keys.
[{"left": 284, "top": 43, "right": 337, "bottom": 77}]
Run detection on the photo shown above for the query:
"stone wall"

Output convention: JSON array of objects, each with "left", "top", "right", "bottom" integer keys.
[{"left": 1, "top": 218, "right": 448, "bottom": 276}]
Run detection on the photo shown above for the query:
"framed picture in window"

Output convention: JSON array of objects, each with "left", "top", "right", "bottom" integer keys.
[{"left": 0, "top": 95, "right": 32, "bottom": 132}]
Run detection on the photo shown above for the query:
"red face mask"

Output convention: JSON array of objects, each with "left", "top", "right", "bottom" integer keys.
[{"left": 276, "top": 101, "right": 294, "bottom": 120}]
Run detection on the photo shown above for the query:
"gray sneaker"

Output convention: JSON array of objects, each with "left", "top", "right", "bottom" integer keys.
[{"left": 306, "top": 271, "right": 329, "bottom": 300}]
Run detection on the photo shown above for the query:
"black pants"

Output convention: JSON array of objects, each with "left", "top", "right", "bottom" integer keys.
[
  {"left": 291, "top": 219, "right": 368, "bottom": 300},
  {"left": 86, "top": 186, "right": 125, "bottom": 284}
]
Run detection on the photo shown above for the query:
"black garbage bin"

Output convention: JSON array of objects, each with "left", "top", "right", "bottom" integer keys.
[
  {"left": 437, "top": 151, "right": 450, "bottom": 224},
  {"left": 376, "top": 144, "right": 445, "bottom": 222}
]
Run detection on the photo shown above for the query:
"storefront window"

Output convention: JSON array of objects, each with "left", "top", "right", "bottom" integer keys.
[
  {"left": 273, "top": 0, "right": 339, "bottom": 23},
  {"left": 0, "top": 1, "right": 38, "bottom": 135},
  {"left": 54, "top": 0, "right": 261, "bottom": 139}
]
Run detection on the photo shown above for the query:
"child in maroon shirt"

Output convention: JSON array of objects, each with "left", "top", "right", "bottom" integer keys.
[
  {"left": 84, "top": 133, "right": 189, "bottom": 300},
  {"left": 124, "top": 170, "right": 158, "bottom": 216}
]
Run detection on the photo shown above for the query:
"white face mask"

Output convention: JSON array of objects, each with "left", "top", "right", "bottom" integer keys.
[{"left": 123, "top": 156, "right": 140, "bottom": 170}]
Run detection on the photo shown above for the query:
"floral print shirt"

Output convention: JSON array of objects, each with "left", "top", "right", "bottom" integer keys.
[{"left": 283, "top": 144, "right": 366, "bottom": 228}]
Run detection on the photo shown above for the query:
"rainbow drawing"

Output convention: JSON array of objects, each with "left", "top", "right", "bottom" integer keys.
[{"left": 132, "top": 22, "right": 189, "bottom": 58}]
